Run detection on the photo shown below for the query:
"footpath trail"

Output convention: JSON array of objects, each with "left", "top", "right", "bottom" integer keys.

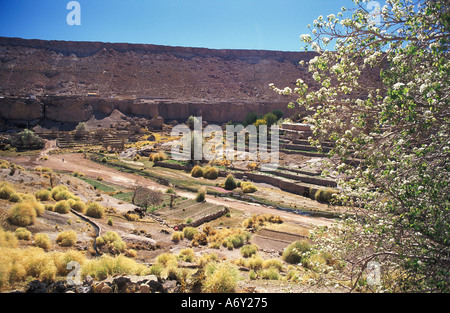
[{"left": 14, "top": 151, "right": 334, "bottom": 228}]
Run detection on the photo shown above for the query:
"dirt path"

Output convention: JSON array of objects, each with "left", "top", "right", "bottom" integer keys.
[{"left": 11, "top": 151, "right": 334, "bottom": 228}]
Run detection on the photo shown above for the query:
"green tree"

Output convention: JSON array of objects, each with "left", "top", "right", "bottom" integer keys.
[
  {"left": 10, "top": 129, "right": 44, "bottom": 150},
  {"left": 272, "top": 0, "right": 449, "bottom": 292},
  {"left": 74, "top": 122, "right": 87, "bottom": 138},
  {"left": 243, "top": 111, "right": 258, "bottom": 126},
  {"left": 186, "top": 116, "right": 199, "bottom": 130},
  {"left": 263, "top": 112, "right": 278, "bottom": 126},
  {"left": 224, "top": 174, "right": 237, "bottom": 191},
  {"left": 271, "top": 110, "right": 284, "bottom": 120}
]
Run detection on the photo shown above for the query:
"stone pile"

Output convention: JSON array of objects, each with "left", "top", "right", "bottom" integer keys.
[{"left": 22, "top": 275, "right": 179, "bottom": 294}]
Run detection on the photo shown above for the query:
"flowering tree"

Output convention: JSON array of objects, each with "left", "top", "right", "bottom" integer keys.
[{"left": 273, "top": 0, "right": 449, "bottom": 292}]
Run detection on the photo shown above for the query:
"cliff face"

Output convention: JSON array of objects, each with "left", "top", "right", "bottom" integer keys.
[{"left": 0, "top": 37, "right": 319, "bottom": 126}]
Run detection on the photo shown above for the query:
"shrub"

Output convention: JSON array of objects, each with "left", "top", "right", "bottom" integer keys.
[
  {"left": 0, "top": 247, "right": 90, "bottom": 289},
  {"left": 34, "top": 166, "right": 52, "bottom": 173},
  {"left": 54, "top": 200, "right": 71, "bottom": 214},
  {"left": 240, "top": 244, "right": 258, "bottom": 258},
  {"left": 224, "top": 174, "right": 237, "bottom": 190},
  {"left": 86, "top": 202, "right": 105, "bottom": 218},
  {"left": 243, "top": 111, "right": 258, "bottom": 126},
  {"left": 81, "top": 254, "right": 149, "bottom": 281},
  {"left": 264, "top": 112, "right": 278, "bottom": 127},
  {"left": 262, "top": 259, "right": 283, "bottom": 271},
  {"left": 183, "top": 227, "right": 198, "bottom": 240},
  {"left": 196, "top": 253, "right": 218, "bottom": 267},
  {"left": 14, "top": 228, "right": 32, "bottom": 240},
  {"left": 126, "top": 249, "right": 137, "bottom": 258},
  {"left": 0, "top": 159, "right": 11, "bottom": 169},
  {"left": 150, "top": 151, "right": 168, "bottom": 162},
  {"left": 241, "top": 182, "right": 258, "bottom": 193},
  {"left": 0, "top": 228, "right": 18, "bottom": 248},
  {"left": 101, "top": 157, "right": 108, "bottom": 163},
  {"left": 7, "top": 202, "right": 37, "bottom": 226},
  {"left": 51, "top": 186, "right": 76, "bottom": 201},
  {"left": 178, "top": 248, "right": 195, "bottom": 262},
  {"left": 34, "top": 233, "right": 52, "bottom": 251},
  {"left": 253, "top": 119, "right": 267, "bottom": 128},
  {"left": 166, "top": 187, "right": 176, "bottom": 194},
  {"left": 44, "top": 204, "right": 54, "bottom": 211},
  {"left": 149, "top": 263, "right": 163, "bottom": 277},
  {"left": 259, "top": 267, "right": 280, "bottom": 280},
  {"left": 272, "top": 110, "right": 284, "bottom": 120},
  {"left": 35, "top": 189, "right": 51, "bottom": 201},
  {"left": 10, "top": 129, "right": 44, "bottom": 150},
  {"left": 314, "top": 188, "right": 335, "bottom": 203},
  {"left": 171, "top": 231, "right": 184, "bottom": 243},
  {"left": 18, "top": 193, "right": 36, "bottom": 202},
  {"left": 56, "top": 230, "right": 77, "bottom": 247},
  {"left": 156, "top": 253, "right": 178, "bottom": 268},
  {"left": 202, "top": 262, "right": 240, "bottom": 293},
  {"left": 52, "top": 250, "right": 86, "bottom": 276},
  {"left": 96, "top": 231, "right": 126, "bottom": 253},
  {"left": 53, "top": 190, "right": 75, "bottom": 201},
  {"left": 186, "top": 116, "right": 198, "bottom": 130},
  {"left": 203, "top": 167, "right": 219, "bottom": 180},
  {"left": 31, "top": 201, "right": 45, "bottom": 217},
  {"left": 195, "top": 187, "right": 206, "bottom": 203},
  {"left": 8, "top": 193, "right": 21, "bottom": 203},
  {"left": 192, "top": 232, "right": 208, "bottom": 246},
  {"left": 247, "top": 254, "right": 264, "bottom": 271},
  {"left": 191, "top": 165, "right": 204, "bottom": 178},
  {"left": 71, "top": 200, "right": 86, "bottom": 214},
  {"left": 242, "top": 214, "right": 283, "bottom": 229},
  {"left": 0, "top": 184, "right": 15, "bottom": 200},
  {"left": 50, "top": 186, "right": 65, "bottom": 199},
  {"left": 282, "top": 240, "right": 312, "bottom": 265},
  {"left": 224, "top": 233, "right": 248, "bottom": 249},
  {"left": 107, "top": 218, "right": 113, "bottom": 226},
  {"left": 124, "top": 213, "right": 139, "bottom": 221}
]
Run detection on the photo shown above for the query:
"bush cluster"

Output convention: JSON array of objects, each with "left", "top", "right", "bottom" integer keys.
[
  {"left": 224, "top": 174, "right": 237, "bottom": 190},
  {"left": 191, "top": 165, "right": 219, "bottom": 180},
  {"left": 56, "top": 230, "right": 77, "bottom": 247},
  {"left": 282, "top": 240, "right": 312, "bottom": 265},
  {"left": 202, "top": 262, "right": 241, "bottom": 293},
  {"left": 54, "top": 200, "right": 71, "bottom": 214},
  {"left": 195, "top": 187, "right": 206, "bottom": 202},
  {"left": 149, "top": 151, "right": 168, "bottom": 162},
  {"left": 242, "top": 214, "right": 283, "bottom": 230},
  {"left": 86, "top": 202, "right": 105, "bottom": 218},
  {"left": 95, "top": 231, "right": 126, "bottom": 254},
  {"left": 34, "top": 233, "right": 52, "bottom": 250},
  {"left": 241, "top": 182, "right": 257, "bottom": 193}
]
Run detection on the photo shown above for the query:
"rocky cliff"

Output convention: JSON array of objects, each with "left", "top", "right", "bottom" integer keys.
[{"left": 0, "top": 37, "right": 319, "bottom": 127}]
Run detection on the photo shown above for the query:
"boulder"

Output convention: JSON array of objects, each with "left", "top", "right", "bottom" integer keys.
[
  {"left": 148, "top": 116, "right": 164, "bottom": 130},
  {"left": 26, "top": 280, "right": 48, "bottom": 293}
]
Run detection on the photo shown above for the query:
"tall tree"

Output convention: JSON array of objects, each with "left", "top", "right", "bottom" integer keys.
[{"left": 272, "top": 0, "right": 449, "bottom": 292}]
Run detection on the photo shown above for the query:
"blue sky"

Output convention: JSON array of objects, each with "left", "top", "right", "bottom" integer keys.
[{"left": 0, "top": 0, "right": 358, "bottom": 51}]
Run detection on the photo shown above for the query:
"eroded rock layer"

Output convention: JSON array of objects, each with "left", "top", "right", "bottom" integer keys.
[{"left": 0, "top": 37, "right": 319, "bottom": 126}]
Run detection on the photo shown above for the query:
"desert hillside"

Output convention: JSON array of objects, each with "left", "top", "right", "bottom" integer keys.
[{"left": 0, "top": 37, "right": 319, "bottom": 127}]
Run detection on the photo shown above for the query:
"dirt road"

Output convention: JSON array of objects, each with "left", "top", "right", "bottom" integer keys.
[{"left": 9, "top": 151, "right": 334, "bottom": 228}]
